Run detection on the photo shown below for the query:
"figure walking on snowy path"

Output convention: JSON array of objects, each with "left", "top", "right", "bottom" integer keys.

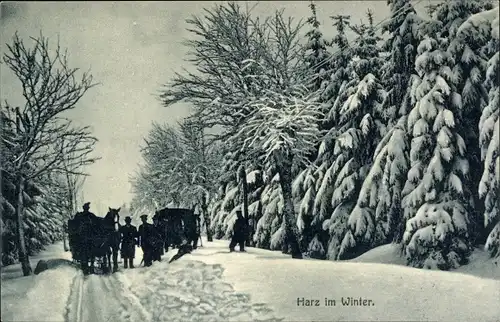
[
  {"left": 138, "top": 215, "right": 154, "bottom": 267},
  {"left": 229, "top": 210, "right": 248, "bottom": 252},
  {"left": 120, "top": 216, "right": 138, "bottom": 268}
]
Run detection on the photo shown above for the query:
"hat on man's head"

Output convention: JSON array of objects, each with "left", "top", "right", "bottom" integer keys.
[
  {"left": 140, "top": 214, "right": 148, "bottom": 220},
  {"left": 125, "top": 216, "right": 132, "bottom": 222},
  {"left": 83, "top": 202, "right": 91, "bottom": 209}
]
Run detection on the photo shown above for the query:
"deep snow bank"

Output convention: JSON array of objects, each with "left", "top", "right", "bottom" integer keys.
[
  {"left": 1, "top": 242, "right": 79, "bottom": 322},
  {"left": 349, "top": 243, "right": 500, "bottom": 281}
]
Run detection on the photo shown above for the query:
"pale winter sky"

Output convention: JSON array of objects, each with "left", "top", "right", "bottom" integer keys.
[{"left": 0, "top": 1, "right": 429, "bottom": 216}]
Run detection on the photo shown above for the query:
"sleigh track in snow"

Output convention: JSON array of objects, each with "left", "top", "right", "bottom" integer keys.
[{"left": 64, "top": 271, "right": 151, "bottom": 322}]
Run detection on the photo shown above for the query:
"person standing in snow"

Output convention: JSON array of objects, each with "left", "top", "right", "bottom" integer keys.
[
  {"left": 229, "top": 210, "right": 248, "bottom": 252},
  {"left": 74, "top": 202, "right": 98, "bottom": 274},
  {"left": 195, "top": 214, "right": 202, "bottom": 247},
  {"left": 151, "top": 214, "right": 165, "bottom": 262},
  {"left": 119, "top": 216, "right": 138, "bottom": 269},
  {"left": 138, "top": 214, "right": 153, "bottom": 267}
]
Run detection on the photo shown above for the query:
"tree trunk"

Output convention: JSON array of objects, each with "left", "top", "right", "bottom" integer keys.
[
  {"left": 239, "top": 166, "right": 251, "bottom": 246},
  {"left": 63, "top": 222, "right": 69, "bottom": 252},
  {"left": 201, "top": 195, "right": 213, "bottom": 242},
  {"left": 276, "top": 156, "right": 303, "bottom": 259},
  {"left": 15, "top": 175, "right": 33, "bottom": 276}
]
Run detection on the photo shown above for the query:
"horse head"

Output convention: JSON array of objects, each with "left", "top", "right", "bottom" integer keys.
[{"left": 105, "top": 207, "right": 121, "bottom": 231}]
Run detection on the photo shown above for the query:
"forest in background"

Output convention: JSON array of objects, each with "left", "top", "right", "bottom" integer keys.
[{"left": 130, "top": 0, "right": 500, "bottom": 270}]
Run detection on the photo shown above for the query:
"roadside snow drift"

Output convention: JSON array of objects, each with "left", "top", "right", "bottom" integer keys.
[
  {"left": 350, "top": 242, "right": 500, "bottom": 281},
  {"left": 1, "top": 243, "right": 78, "bottom": 322}
]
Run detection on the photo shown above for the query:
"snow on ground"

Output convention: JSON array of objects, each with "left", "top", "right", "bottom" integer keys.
[
  {"left": 348, "top": 243, "right": 407, "bottom": 266},
  {"left": 349, "top": 243, "right": 500, "bottom": 281},
  {"left": 2, "top": 238, "right": 500, "bottom": 322},
  {"left": 1, "top": 243, "right": 78, "bottom": 322},
  {"left": 189, "top": 240, "right": 500, "bottom": 322},
  {"left": 125, "top": 255, "right": 281, "bottom": 322}
]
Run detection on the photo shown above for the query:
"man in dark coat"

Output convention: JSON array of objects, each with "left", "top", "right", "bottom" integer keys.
[
  {"left": 183, "top": 211, "right": 198, "bottom": 249},
  {"left": 138, "top": 215, "right": 153, "bottom": 267},
  {"left": 229, "top": 210, "right": 248, "bottom": 252},
  {"left": 151, "top": 215, "right": 165, "bottom": 262},
  {"left": 120, "top": 216, "right": 138, "bottom": 269},
  {"left": 74, "top": 202, "right": 98, "bottom": 274}
]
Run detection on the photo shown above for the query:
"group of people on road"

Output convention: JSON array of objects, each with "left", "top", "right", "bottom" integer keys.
[
  {"left": 70, "top": 203, "right": 187, "bottom": 270},
  {"left": 71, "top": 202, "right": 252, "bottom": 272},
  {"left": 120, "top": 213, "right": 173, "bottom": 268},
  {"left": 125, "top": 209, "right": 252, "bottom": 260}
]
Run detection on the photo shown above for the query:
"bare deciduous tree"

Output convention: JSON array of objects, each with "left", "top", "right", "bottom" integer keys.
[
  {"left": 160, "top": 2, "right": 306, "bottom": 143},
  {"left": 2, "top": 32, "right": 99, "bottom": 275},
  {"left": 178, "top": 117, "right": 223, "bottom": 242}
]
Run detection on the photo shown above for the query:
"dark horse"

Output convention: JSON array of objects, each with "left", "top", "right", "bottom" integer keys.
[{"left": 103, "top": 207, "right": 121, "bottom": 273}]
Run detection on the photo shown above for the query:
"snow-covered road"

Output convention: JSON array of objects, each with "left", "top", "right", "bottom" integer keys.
[
  {"left": 65, "top": 270, "right": 152, "bottom": 322},
  {"left": 63, "top": 247, "right": 282, "bottom": 322}
]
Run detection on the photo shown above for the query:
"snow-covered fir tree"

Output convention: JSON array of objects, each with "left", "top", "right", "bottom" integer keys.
[
  {"left": 211, "top": 151, "right": 245, "bottom": 239},
  {"left": 304, "top": 1, "right": 331, "bottom": 92},
  {"left": 293, "top": 165, "right": 322, "bottom": 257},
  {"left": 455, "top": 7, "right": 500, "bottom": 257},
  {"left": 481, "top": 10, "right": 500, "bottom": 258},
  {"left": 255, "top": 172, "right": 284, "bottom": 250},
  {"left": 321, "top": 14, "right": 352, "bottom": 122},
  {"left": 295, "top": 14, "right": 353, "bottom": 260},
  {"left": 324, "top": 11, "right": 387, "bottom": 260},
  {"left": 354, "top": 0, "right": 422, "bottom": 245},
  {"left": 444, "top": 0, "right": 496, "bottom": 244},
  {"left": 380, "top": 0, "right": 422, "bottom": 122},
  {"left": 401, "top": 22, "right": 474, "bottom": 269}
]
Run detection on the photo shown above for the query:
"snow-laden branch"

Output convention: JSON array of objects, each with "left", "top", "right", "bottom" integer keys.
[
  {"left": 159, "top": 2, "right": 308, "bottom": 144},
  {"left": 229, "top": 86, "right": 323, "bottom": 169},
  {"left": 131, "top": 118, "right": 223, "bottom": 212}
]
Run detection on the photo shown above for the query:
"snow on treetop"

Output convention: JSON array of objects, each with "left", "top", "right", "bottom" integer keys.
[{"left": 457, "top": 7, "right": 500, "bottom": 40}]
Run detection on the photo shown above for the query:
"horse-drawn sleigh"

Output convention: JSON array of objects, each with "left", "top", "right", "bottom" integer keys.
[
  {"left": 67, "top": 205, "right": 200, "bottom": 274},
  {"left": 67, "top": 208, "right": 121, "bottom": 275}
]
